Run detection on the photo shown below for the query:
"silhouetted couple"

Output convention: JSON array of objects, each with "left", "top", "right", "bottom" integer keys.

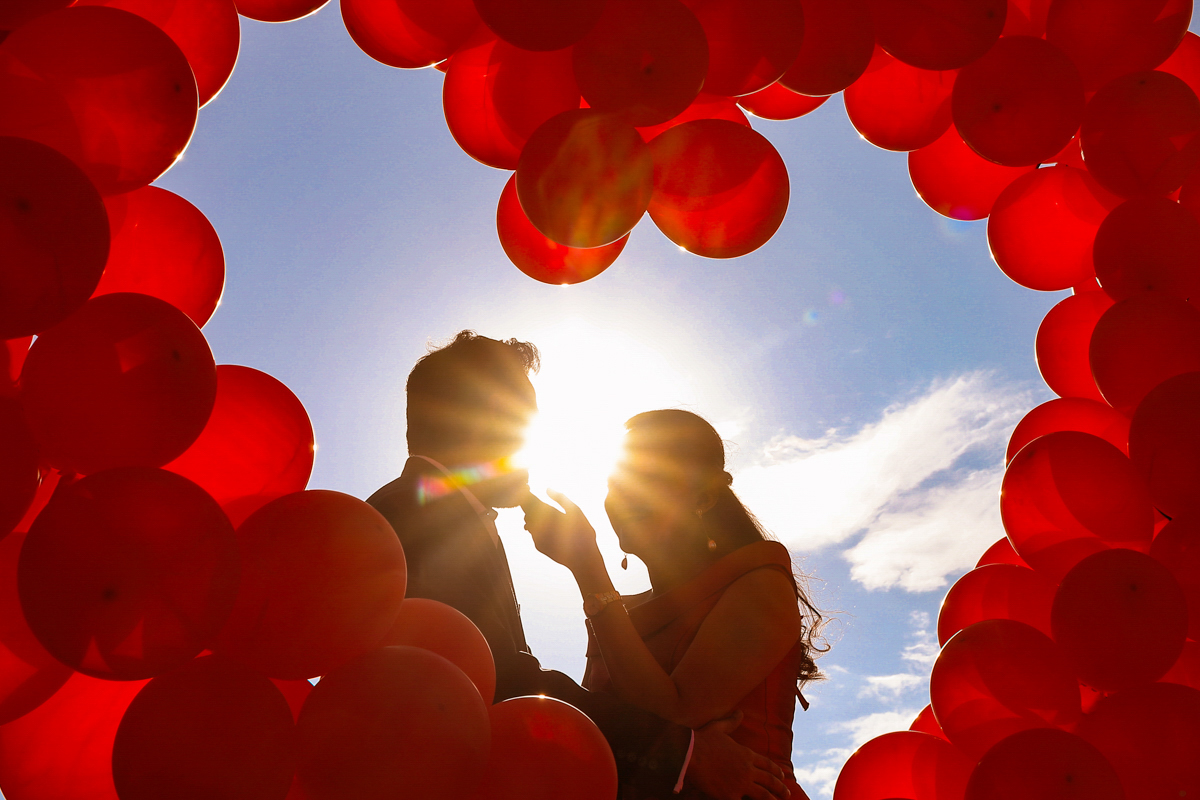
[{"left": 368, "top": 332, "right": 822, "bottom": 800}]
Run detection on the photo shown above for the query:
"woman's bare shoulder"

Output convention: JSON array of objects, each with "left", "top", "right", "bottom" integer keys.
[{"left": 720, "top": 566, "right": 802, "bottom": 621}]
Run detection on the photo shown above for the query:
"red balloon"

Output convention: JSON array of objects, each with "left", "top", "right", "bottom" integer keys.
[
  {"left": 0, "top": 0, "right": 72, "bottom": 30},
  {"left": 1045, "top": 0, "right": 1192, "bottom": 91},
  {"left": 113, "top": 655, "right": 296, "bottom": 800},
  {"left": 1035, "top": 292, "right": 1115, "bottom": 403},
  {"left": 1130, "top": 372, "right": 1200, "bottom": 518},
  {"left": 0, "top": 7, "right": 198, "bottom": 195},
  {"left": 648, "top": 119, "right": 789, "bottom": 258},
  {"left": 216, "top": 490, "right": 407, "bottom": 680},
  {"left": 952, "top": 36, "right": 1084, "bottom": 167},
  {"left": 271, "top": 677, "right": 313, "bottom": 722},
  {"left": 2, "top": 336, "right": 31, "bottom": 396},
  {"left": 73, "top": 0, "right": 240, "bottom": 107},
  {"left": 987, "top": 165, "right": 1121, "bottom": 291},
  {"left": 1052, "top": 548, "right": 1187, "bottom": 690},
  {"left": 1150, "top": 516, "right": 1200, "bottom": 641},
  {"left": 341, "top": 0, "right": 480, "bottom": 69},
  {"left": 1078, "top": 682, "right": 1200, "bottom": 800},
  {"left": 976, "top": 536, "right": 1027, "bottom": 568},
  {"left": 681, "top": 0, "right": 805, "bottom": 97},
  {"left": 0, "top": 671, "right": 147, "bottom": 800},
  {"left": 909, "top": 704, "right": 950, "bottom": 740},
  {"left": 737, "top": 81, "right": 829, "bottom": 120},
  {"left": 471, "top": 696, "right": 617, "bottom": 800},
  {"left": 380, "top": 597, "right": 496, "bottom": 704},
  {"left": 93, "top": 186, "right": 225, "bottom": 328},
  {"left": 20, "top": 293, "right": 217, "bottom": 476},
  {"left": 1162, "top": 640, "right": 1200, "bottom": 691},
  {"left": 0, "top": 396, "right": 39, "bottom": 537},
  {"left": 9, "top": 468, "right": 63, "bottom": 536},
  {"left": 1160, "top": 31, "right": 1200, "bottom": 100},
  {"left": 1080, "top": 70, "right": 1200, "bottom": 199},
  {"left": 832, "top": 731, "right": 972, "bottom": 800},
  {"left": 297, "top": 646, "right": 489, "bottom": 800},
  {"left": 235, "top": 0, "right": 329, "bottom": 23},
  {"left": 1005, "top": 398, "right": 1130, "bottom": 464},
  {"left": 635, "top": 92, "right": 750, "bottom": 141},
  {"left": 474, "top": 0, "right": 604, "bottom": 52},
  {"left": 843, "top": 45, "right": 955, "bottom": 151},
  {"left": 779, "top": 0, "right": 874, "bottom": 97},
  {"left": 909, "top": 126, "right": 1035, "bottom": 220},
  {"left": 572, "top": 0, "right": 708, "bottom": 127},
  {"left": 496, "top": 174, "right": 626, "bottom": 284},
  {"left": 1001, "top": 0, "right": 1050, "bottom": 37},
  {"left": 165, "top": 365, "right": 315, "bottom": 527},
  {"left": 931, "top": 620, "right": 1081, "bottom": 760},
  {"left": 965, "top": 728, "right": 1124, "bottom": 800},
  {"left": 0, "top": 531, "right": 71, "bottom": 725},
  {"left": 1000, "top": 431, "right": 1154, "bottom": 582},
  {"left": 937, "top": 564, "right": 1057, "bottom": 645},
  {"left": 1094, "top": 196, "right": 1200, "bottom": 303},
  {"left": 443, "top": 33, "right": 581, "bottom": 171},
  {"left": 1089, "top": 291, "right": 1200, "bottom": 415},
  {"left": 516, "top": 109, "right": 652, "bottom": 248},
  {"left": 0, "top": 136, "right": 110, "bottom": 340},
  {"left": 18, "top": 467, "right": 238, "bottom": 680},
  {"left": 869, "top": 0, "right": 1006, "bottom": 72}
]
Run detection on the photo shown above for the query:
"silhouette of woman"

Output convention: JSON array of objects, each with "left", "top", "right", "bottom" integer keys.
[{"left": 523, "top": 409, "right": 823, "bottom": 800}]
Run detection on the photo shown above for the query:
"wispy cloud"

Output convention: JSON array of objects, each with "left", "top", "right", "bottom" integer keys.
[
  {"left": 734, "top": 372, "right": 1031, "bottom": 591},
  {"left": 900, "top": 611, "right": 939, "bottom": 670},
  {"left": 858, "top": 673, "right": 923, "bottom": 700}
]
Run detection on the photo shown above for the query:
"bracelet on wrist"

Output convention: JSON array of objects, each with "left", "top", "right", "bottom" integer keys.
[{"left": 583, "top": 590, "right": 621, "bottom": 618}]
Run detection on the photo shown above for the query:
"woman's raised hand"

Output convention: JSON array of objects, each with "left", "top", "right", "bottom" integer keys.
[{"left": 520, "top": 489, "right": 605, "bottom": 579}]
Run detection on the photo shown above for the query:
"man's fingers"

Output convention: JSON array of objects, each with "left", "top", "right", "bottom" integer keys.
[
  {"left": 742, "top": 783, "right": 775, "bottom": 800},
  {"left": 752, "top": 766, "right": 791, "bottom": 800},
  {"left": 753, "top": 754, "right": 785, "bottom": 780}
]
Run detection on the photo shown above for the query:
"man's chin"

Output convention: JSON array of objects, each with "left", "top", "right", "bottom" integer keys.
[{"left": 474, "top": 471, "right": 530, "bottom": 508}]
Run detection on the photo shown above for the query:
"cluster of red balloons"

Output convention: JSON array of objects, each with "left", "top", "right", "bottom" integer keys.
[
  {"left": 0, "top": 1, "right": 620, "bottom": 798},
  {"left": 341, "top": 0, "right": 829, "bottom": 283},
  {"left": 7, "top": 0, "right": 1200, "bottom": 798},
  {"left": 815, "top": 0, "right": 1200, "bottom": 798}
]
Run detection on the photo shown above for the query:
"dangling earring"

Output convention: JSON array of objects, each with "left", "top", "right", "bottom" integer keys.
[
  {"left": 707, "top": 537, "right": 717, "bottom": 552},
  {"left": 621, "top": 554, "right": 629, "bottom": 570}
]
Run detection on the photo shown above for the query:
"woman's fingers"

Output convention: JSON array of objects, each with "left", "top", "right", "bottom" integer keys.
[{"left": 545, "top": 488, "right": 580, "bottom": 514}]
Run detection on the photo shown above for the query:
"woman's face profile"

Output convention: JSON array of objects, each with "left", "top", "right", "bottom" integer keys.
[{"left": 604, "top": 432, "right": 699, "bottom": 556}]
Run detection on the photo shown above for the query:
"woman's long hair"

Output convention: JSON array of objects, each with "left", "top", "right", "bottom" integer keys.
[{"left": 624, "top": 409, "right": 828, "bottom": 685}]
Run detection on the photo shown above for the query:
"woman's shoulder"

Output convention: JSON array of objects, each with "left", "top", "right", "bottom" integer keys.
[{"left": 720, "top": 562, "right": 802, "bottom": 626}]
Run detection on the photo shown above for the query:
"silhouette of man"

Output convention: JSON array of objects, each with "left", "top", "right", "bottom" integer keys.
[{"left": 368, "top": 331, "right": 790, "bottom": 800}]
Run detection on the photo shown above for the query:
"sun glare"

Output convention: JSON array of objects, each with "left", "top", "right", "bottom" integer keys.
[{"left": 514, "top": 319, "right": 697, "bottom": 511}]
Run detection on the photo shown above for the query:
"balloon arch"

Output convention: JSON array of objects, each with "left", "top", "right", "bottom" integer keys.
[{"left": 2, "top": 0, "right": 1199, "bottom": 798}]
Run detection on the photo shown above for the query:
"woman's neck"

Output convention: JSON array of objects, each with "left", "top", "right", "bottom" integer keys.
[{"left": 641, "top": 528, "right": 719, "bottom": 594}]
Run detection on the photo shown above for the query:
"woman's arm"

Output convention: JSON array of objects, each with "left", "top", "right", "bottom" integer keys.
[
  {"left": 522, "top": 491, "right": 802, "bottom": 729},
  {"left": 586, "top": 565, "right": 801, "bottom": 728}
]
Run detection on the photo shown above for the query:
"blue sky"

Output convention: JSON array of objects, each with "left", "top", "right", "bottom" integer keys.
[{"left": 154, "top": 8, "right": 1074, "bottom": 794}]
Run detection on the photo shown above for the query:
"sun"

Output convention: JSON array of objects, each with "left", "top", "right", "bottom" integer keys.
[{"left": 513, "top": 318, "right": 697, "bottom": 513}]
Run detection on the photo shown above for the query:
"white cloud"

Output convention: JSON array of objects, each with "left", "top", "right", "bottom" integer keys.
[
  {"left": 733, "top": 372, "right": 1030, "bottom": 591},
  {"left": 900, "top": 611, "right": 940, "bottom": 670},
  {"left": 858, "top": 672, "right": 923, "bottom": 700},
  {"left": 793, "top": 753, "right": 850, "bottom": 799},
  {"left": 831, "top": 709, "right": 925, "bottom": 748}
]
